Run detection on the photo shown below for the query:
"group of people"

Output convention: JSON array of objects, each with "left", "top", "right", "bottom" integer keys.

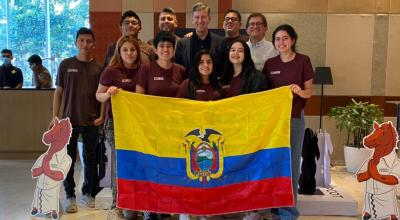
[
  {"left": 46, "top": 2, "right": 314, "bottom": 220},
  {"left": 0, "top": 49, "right": 52, "bottom": 89}
]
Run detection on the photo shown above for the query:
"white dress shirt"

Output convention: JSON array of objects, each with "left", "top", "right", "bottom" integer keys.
[{"left": 247, "top": 38, "right": 278, "bottom": 71}]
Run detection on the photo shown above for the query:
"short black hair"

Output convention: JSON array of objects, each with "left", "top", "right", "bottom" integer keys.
[
  {"left": 153, "top": 31, "right": 176, "bottom": 48},
  {"left": 1, "top": 49, "right": 12, "bottom": 56},
  {"left": 224, "top": 9, "right": 241, "bottom": 22},
  {"left": 75, "top": 27, "right": 95, "bottom": 42},
  {"left": 120, "top": 10, "right": 141, "bottom": 27},
  {"left": 28, "top": 54, "right": 42, "bottom": 65}
]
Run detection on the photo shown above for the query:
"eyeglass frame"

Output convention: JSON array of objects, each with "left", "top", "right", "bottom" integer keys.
[
  {"left": 248, "top": 21, "right": 265, "bottom": 27},
  {"left": 122, "top": 20, "right": 139, "bottom": 26},
  {"left": 224, "top": 17, "right": 240, "bottom": 22}
]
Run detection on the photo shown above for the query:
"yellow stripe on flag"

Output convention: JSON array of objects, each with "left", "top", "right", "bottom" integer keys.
[{"left": 112, "top": 86, "right": 292, "bottom": 158}]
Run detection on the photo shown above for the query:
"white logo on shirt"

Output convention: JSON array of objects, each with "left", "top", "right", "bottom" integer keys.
[
  {"left": 196, "top": 89, "right": 206, "bottom": 93},
  {"left": 122, "top": 79, "right": 132, "bottom": 83},
  {"left": 154, "top": 77, "right": 164, "bottom": 81},
  {"left": 271, "top": 71, "right": 281, "bottom": 75},
  {"left": 222, "top": 85, "right": 230, "bottom": 89},
  {"left": 67, "top": 68, "right": 78, "bottom": 73}
]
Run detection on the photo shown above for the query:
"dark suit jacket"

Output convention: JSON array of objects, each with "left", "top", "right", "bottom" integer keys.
[{"left": 175, "top": 32, "right": 224, "bottom": 73}]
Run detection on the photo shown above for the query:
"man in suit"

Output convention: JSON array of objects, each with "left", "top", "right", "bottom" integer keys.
[{"left": 175, "top": 2, "right": 223, "bottom": 74}]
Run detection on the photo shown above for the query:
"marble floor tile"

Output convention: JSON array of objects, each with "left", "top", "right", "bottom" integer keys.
[{"left": 0, "top": 160, "right": 393, "bottom": 220}]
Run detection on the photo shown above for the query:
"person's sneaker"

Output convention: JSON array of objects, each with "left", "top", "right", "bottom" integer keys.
[
  {"left": 80, "top": 194, "right": 95, "bottom": 208},
  {"left": 51, "top": 210, "right": 58, "bottom": 220},
  {"left": 30, "top": 207, "right": 38, "bottom": 216},
  {"left": 65, "top": 197, "right": 78, "bottom": 213}
]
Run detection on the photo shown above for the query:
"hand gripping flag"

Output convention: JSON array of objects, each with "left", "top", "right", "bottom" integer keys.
[{"left": 112, "top": 86, "right": 294, "bottom": 215}]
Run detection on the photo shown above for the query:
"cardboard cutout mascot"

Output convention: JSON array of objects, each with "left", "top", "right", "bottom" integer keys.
[
  {"left": 357, "top": 121, "right": 400, "bottom": 220},
  {"left": 30, "top": 117, "right": 72, "bottom": 220}
]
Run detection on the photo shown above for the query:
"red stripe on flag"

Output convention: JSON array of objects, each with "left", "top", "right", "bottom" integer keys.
[{"left": 117, "top": 177, "right": 294, "bottom": 215}]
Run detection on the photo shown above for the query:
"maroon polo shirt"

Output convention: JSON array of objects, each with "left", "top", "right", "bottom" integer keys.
[
  {"left": 99, "top": 66, "right": 138, "bottom": 120},
  {"left": 263, "top": 53, "right": 314, "bottom": 118},
  {"left": 176, "top": 79, "right": 223, "bottom": 101},
  {"left": 136, "top": 61, "right": 185, "bottom": 97},
  {"left": 222, "top": 75, "right": 242, "bottom": 98}
]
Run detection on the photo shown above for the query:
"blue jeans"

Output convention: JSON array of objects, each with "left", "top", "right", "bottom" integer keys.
[{"left": 272, "top": 112, "right": 305, "bottom": 219}]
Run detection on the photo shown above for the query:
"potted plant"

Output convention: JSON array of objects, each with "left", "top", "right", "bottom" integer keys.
[{"left": 328, "top": 98, "right": 383, "bottom": 173}]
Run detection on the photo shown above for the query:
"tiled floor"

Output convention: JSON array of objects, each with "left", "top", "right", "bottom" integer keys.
[{"left": 0, "top": 160, "right": 388, "bottom": 220}]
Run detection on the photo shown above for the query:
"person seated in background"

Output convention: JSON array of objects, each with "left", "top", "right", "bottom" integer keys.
[
  {"left": 0, "top": 49, "right": 23, "bottom": 88},
  {"left": 28, "top": 54, "right": 53, "bottom": 89}
]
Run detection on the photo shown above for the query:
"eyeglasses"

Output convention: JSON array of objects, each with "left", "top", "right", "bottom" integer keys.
[
  {"left": 224, "top": 17, "right": 239, "bottom": 22},
  {"left": 123, "top": 20, "right": 139, "bottom": 26},
  {"left": 248, "top": 22, "right": 264, "bottom": 27}
]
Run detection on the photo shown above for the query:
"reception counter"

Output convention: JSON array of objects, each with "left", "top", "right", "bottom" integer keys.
[{"left": 0, "top": 89, "right": 54, "bottom": 159}]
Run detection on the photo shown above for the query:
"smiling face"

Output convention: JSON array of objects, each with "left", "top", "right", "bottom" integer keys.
[
  {"left": 120, "top": 16, "right": 141, "bottom": 37},
  {"left": 246, "top": 16, "right": 266, "bottom": 41},
  {"left": 229, "top": 42, "right": 245, "bottom": 65},
  {"left": 223, "top": 12, "right": 241, "bottom": 37},
  {"left": 155, "top": 41, "right": 175, "bottom": 61},
  {"left": 198, "top": 54, "right": 213, "bottom": 77},
  {"left": 192, "top": 9, "right": 210, "bottom": 34},
  {"left": 274, "top": 30, "right": 295, "bottom": 53},
  {"left": 159, "top": 12, "right": 177, "bottom": 32},
  {"left": 120, "top": 41, "right": 138, "bottom": 68}
]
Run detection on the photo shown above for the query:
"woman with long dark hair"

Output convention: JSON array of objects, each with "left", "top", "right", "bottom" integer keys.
[
  {"left": 176, "top": 49, "right": 224, "bottom": 100},
  {"left": 176, "top": 49, "right": 224, "bottom": 220},
  {"left": 263, "top": 24, "right": 314, "bottom": 219},
  {"left": 221, "top": 39, "right": 266, "bottom": 97}
]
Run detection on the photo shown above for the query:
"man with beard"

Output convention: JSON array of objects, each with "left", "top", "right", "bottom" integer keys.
[{"left": 148, "top": 7, "right": 179, "bottom": 47}]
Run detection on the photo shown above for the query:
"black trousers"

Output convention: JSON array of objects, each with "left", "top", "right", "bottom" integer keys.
[{"left": 63, "top": 125, "right": 99, "bottom": 198}]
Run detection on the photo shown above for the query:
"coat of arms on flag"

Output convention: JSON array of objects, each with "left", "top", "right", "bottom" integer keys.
[{"left": 184, "top": 128, "right": 224, "bottom": 183}]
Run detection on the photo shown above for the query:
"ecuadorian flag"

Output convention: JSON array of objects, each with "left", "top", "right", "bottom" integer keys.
[{"left": 112, "top": 86, "right": 294, "bottom": 215}]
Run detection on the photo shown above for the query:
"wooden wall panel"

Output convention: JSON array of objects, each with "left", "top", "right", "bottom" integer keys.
[
  {"left": 325, "top": 14, "right": 374, "bottom": 95},
  {"left": 90, "top": 12, "right": 122, "bottom": 63}
]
